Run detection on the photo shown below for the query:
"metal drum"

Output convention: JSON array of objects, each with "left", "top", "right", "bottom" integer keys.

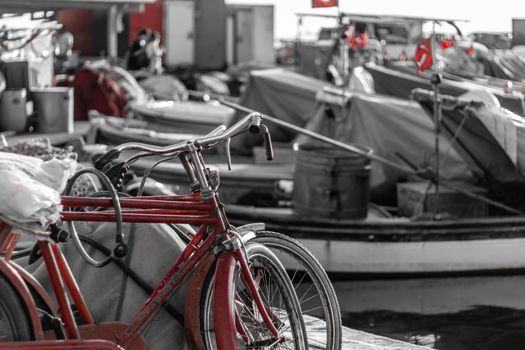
[
  {"left": 32, "top": 87, "right": 74, "bottom": 133},
  {"left": 0, "top": 89, "right": 28, "bottom": 133},
  {"left": 293, "top": 142, "right": 372, "bottom": 219}
]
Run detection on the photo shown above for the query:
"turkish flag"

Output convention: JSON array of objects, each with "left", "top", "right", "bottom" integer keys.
[{"left": 312, "top": 0, "right": 338, "bottom": 8}]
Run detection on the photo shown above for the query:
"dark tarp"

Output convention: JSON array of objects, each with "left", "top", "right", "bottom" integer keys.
[
  {"left": 413, "top": 89, "right": 524, "bottom": 184},
  {"left": 296, "top": 87, "right": 474, "bottom": 202},
  {"left": 366, "top": 63, "right": 525, "bottom": 117},
  {"left": 413, "top": 89, "right": 525, "bottom": 210},
  {"left": 481, "top": 52, "right": 525, "bottom": 81},
  {"left": 230, "top": 68, "right": 328, "bottom": 154},
  {"left": 32, "top": 222, "right": 188, "bottom": 349}
]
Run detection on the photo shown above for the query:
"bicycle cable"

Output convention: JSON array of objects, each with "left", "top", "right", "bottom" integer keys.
[{"left": 64, "top": 168, "right": 127, "bottom": 267}]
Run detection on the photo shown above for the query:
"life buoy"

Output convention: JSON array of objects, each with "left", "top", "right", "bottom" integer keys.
[{"left": 415, "top": 38, "right": 433, "bottom": 74}]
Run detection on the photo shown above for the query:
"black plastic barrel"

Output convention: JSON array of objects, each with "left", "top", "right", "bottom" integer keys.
[{"left": 292, "top": 142, "right": 372, "bottom": 219}]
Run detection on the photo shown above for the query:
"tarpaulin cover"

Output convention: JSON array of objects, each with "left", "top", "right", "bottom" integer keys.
[
  {"left": 32, "top": 222, "right": 188, "bottom": 349},
  {"left": 138, "top": 74, "right": 188, "bottom": 102},
  {"left": 481, "top": 51, "right": 525, "bottom": 81},
  {"left": 130, "top": 99, "right": 235, "bottom": 133},
  {"left": 297, "top": 87, "right": 474, "bottom": 198},
  {"left": 230, "top": 68, "right": 328, "bottom": 154},
  {"left": 413, "top": 88, "right": 525, "bottom": 184},
  {"left": 366, "top": 63, "right": 525, "bottom": 117}
]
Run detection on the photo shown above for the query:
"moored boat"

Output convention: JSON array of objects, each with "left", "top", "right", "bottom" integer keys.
[
  {"left": 126, "top": 70, "right": 525, "bottom": 278},
  {"left": 129, "top": 99, "right": 235, "bottom": 133},
  {"left": 365, "top": 63, "right": 525, "bottom": 117},
  {"left": 225, "top": 203, "right": 525, "bottom": 277}
]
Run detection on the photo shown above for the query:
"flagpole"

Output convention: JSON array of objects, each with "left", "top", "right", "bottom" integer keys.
[
  {"left": 337, "top": 0, "right": 348, "bottom": 87},
  {"left": 337, "top": 0, "right": 346, "bottom": 117}
]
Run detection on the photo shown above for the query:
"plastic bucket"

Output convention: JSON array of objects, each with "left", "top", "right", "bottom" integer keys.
[
  {"left": 292, "top": 142, "right": 372, "bottom": 219},
  {"left": 32, "top": 87, "right": 73, "bottom": 133},
  {"left": 0, "top": 89, "right": 27, "bottom": 132}
]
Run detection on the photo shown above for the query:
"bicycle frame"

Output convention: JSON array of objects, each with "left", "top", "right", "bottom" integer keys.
[
  {"left": 0, "top": 190, "right": 280, "bottom": 349},
  {"left": 0, "top": 113, "right": 283, "bottom": 349}
]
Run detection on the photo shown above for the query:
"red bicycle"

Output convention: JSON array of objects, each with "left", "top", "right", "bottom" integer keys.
[{"left": 0, "top": 113, "right": 308, "bottom": 349}]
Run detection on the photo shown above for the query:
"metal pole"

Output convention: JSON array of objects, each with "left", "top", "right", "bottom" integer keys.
[
  {"left": 107, "top": 4, "right": 118, "bottom": 63},
  {"left": 431, "top": 73, "right": 442, "bottom": 214},
  {"left": 295, "top": 15, "right": 302, "bottom": 69}
]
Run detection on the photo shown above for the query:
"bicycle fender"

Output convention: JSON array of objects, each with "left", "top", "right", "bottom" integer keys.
[
  {"left": 9, "top": 262, "right": 58, "bottom": 316},
  {"left": 0, "top": 258, "right": 44, "bottom": 340},
  {"left": 184, "top": 253, "right": 216, "bottom": 350},
  {"left": 213, "top": 253, "right": 237, "bottom": 349},
  {"left": 235, "top": 223, "right": 265, "bottom": 234},
  {"left": 235, "top": 223, "right": 265, "bottom": 243}
]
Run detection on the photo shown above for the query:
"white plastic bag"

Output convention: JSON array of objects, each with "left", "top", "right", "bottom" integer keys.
[
  {"left": 0, "top": 152, "right": 76, "bottom": 193},
  {"left": 0, "top": 152, "right": 77, "bottom": 228}
]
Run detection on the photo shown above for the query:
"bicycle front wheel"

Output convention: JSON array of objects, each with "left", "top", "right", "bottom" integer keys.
[
  {"left": 201, "top": 243, "right": 308, "bottom": 349},
  {"left": 249, "top": 231, "right": 342, "bottom": 350}
]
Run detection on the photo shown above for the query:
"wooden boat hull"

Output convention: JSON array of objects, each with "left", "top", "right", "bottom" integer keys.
[
  {"left": 128, "top": 153, "right": 525, "bottom": 278},
  {"left": 226, "top": 204, "right": 525, "bottom": 277}
]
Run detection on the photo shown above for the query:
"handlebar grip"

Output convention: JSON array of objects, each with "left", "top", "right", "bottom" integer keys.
[
  {"left": 94, "top": 148, "right": 121, "bottom": 170},
  {"left": 248, "top": 115, "right": 262, "bottom": 134},
  {"left": 264, "top": 130, "right": 274, "bottom": 161}
]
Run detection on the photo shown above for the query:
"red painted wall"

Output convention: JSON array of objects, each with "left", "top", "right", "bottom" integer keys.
[
  {"left": 129, "top": 0, "right": 164, "bottom": 44},
  {"left": 58, "top": 9, "right": 93, "bottom": 55}
]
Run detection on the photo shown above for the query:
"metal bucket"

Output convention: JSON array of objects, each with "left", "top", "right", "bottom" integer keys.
[
  {"left": 292, "top": 142, "right": 373, "bottom": 219},
  {"left": 32, "top": 87, "right": 73, "bottom": 133},
  {"left": 0, "top": 89, "right": 28, "bottom": 132}
]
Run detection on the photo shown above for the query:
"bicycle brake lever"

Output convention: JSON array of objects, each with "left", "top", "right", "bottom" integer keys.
[
  {"left": 226, "top": 137, "right": 232, "bottom": 171},
  {"left": 262, "top": 125, "right": 274, "bottom": 161}
]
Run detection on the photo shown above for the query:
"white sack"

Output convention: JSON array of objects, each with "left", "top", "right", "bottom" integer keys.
[{"left": 0, "top": 152, "right": 76, "bottom": 227}]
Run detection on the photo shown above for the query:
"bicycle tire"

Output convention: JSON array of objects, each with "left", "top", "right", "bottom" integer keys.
[
  {"left": 249, "top": 231, "right": 342, "bottom": 350},
  {"left": 0, "top": 273, "right": 34, "bottom": 342},
  {"left": 201, "top": 243, "right": 308, "bottom": 349}
]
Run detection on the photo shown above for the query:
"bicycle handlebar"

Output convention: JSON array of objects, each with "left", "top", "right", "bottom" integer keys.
[
  {"left": 95, "top": 112, "right": 266, "bottom": 170},
  {"left": 248, "top": 114, "right": 262, "bottom": 134}
]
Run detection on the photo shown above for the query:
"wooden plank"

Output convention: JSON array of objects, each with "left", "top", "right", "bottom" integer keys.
[
  {"left": 305, "top": 315, "right": 431, "bottom": 349},
  {"left": 341, "top": 327, "right": 432, "bottom": 350}
]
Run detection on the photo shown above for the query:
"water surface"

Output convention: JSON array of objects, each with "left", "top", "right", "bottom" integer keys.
[{"left": 334, "top": 276, "right": 525, "bottom": 349}]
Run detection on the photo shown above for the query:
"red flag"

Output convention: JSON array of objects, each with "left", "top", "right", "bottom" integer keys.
[{"left": 312, "top": 0, "right": 338, "bottom": 8}]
